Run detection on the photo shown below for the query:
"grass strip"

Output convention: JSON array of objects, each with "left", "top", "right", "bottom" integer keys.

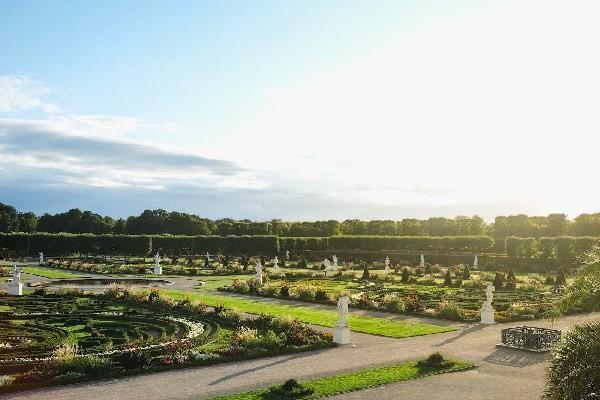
[
  {"left": 209, "top": 359, "right": 475, "bottom": 399},
  {"left": 23, "top": 266, "right": 82, "bottom": 279},
  {"left": 160, "top": 289, "right": 454, "bottom": 339}
]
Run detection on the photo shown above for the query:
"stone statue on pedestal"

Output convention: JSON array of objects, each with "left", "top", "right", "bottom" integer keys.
[
  {"left": 420, "top": 253, "right": 425, "bottom": 269},
  {"left": 272, "top": 256, "right": 279, "bottom": 270},
  {"left": 473, "top": 254, "right": 479, "bottom": 268},
  {"left": 9, "top": 265, "right": 23, "bottom": 296},
  {"left": 334, "top": 295, "right": 351, "bottom": 344},
  {"left": 480, "top": 282, "right": 496, "bottom": 324},
  {"left": 384, "top": 256, "right": 391, "bottom": 274},
  {"left": 255, "top": 260, "right": 263, "bottom": 285},
  {"left": 39, "top": 252, "right": 44, "bottom": 265},
  {"left": 154, "top": 251, "right": 162, "bottom": 275}
]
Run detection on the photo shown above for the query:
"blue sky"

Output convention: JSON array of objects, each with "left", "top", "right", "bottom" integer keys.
[{"left": 1, "top": 0, "right": 599, "bottom": 220}]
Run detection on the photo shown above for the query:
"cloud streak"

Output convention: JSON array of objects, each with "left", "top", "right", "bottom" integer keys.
[
  {"left": 0, "top": 75, "right": 59, "bottom": 113},
  {"left": 0, "top": 118, "right": 246, "bottom": 191}
]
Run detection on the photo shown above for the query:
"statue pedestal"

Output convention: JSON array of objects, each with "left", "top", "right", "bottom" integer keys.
[
  {"left": 334, "top": 325, "right": 351, "bottom": 345},
  {"left": 480, "top": 306, "right": 495, "bottom": 324},
  {"left": 153, "top": 266, "right": 162, "bottom": 275},
  {"left": 325, "top": 269, "right": 337, "bottom": 277},
  {"left": 9, "top": 282, "right": 23, "bottom": 296}
]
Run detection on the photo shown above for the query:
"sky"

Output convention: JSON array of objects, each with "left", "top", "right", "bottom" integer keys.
[{"left": 1, "top": 0, "right": 599, "bottom": 221}]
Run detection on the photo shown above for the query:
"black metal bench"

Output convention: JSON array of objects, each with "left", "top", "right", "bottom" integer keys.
[{"left": 497, "top": 326, "right": 561, "bottom": 352}]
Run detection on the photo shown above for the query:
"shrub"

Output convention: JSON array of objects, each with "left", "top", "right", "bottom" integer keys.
[
  {"left": 443, "top": 269, "right": 452, "bottom": 286},
  {"left": 114, "top": 348, "right": 152, "bottom": 369},
  {"left": 399, "top": 267, "right": 410, "bottom": 283},
  {"left": 403, "top": 294, "right": 424, "bottom": 313},
  {"left": 314, "top": 289, "right": 329, "bottom": 302},
  {"left": 462, "top": 265, "right": 470, "bottom": 279},
  {"left": 417, "top": 352, "right": 446, "bottom": 368},
  {"left": 381, "top": 294, "right": 404, "bottom": 312},
  {"left": 555, "top": 268, "right": 566, "bottom": 286},
  {"left": 493, "top": 272, "right": 504, "bottom": 290},
  {"left": 298, "top": 257, "right": 308, "bottom": 268},
  {"left": 505, "top": 268, "right": 517, "bottom": 290},
  {"left": 279, "top": 283, "right": 290, "bottom": 298},
  {"left": 55, "top": 355, "right": 115, "bottom": 377},
  {"left": 0, "top": 375, "right": 14, "bottom": 386},
  {"left": 361, "top": 263, "right": 370, "bottom": 280},
  {"left": 295, "top": 285, "right": 316, "bottom": 301},
  {"left": 437, "top": 302, "right": 466, "bottom": 321},
  {"left": 269, "top": 379, "right": 314, "bottom": 398},
  {"left": 545, "top": 322, "right": 600, "bottom": 400}
]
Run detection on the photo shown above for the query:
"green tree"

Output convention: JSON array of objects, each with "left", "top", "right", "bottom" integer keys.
[
  {"left": 493, "top": 272, "right": 504, "bottom": 290},
  {"left": 401, "top": 267, "right": 410, "bottom": 283},
  {"left": 0, "top": 203, "right": 19, "bottom": 232},
  {"left": 17, "top": 212, "right": 37, "bottom": 232},
  {"left": 545, "top": 322, "right": 600, "bottom": 400},
  {"left": 444, "top": 269, "right": 452, "bottom": 286},
  {"left": 361, "top": 263, "right": 370, "bottom": 280}
]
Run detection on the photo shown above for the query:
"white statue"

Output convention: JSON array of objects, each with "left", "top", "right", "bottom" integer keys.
[
  {"left": 9, "top": 265, "right": 23, "bottom": 296},
  {"left": 332, "top": 255, "right": 338, "bottom": 268},
  {"left": 12, "top": 265, "right": 21, "bottom": 282},
  {"left": 323, "top": 258, "right": 335, "bottom": 276},
  {"left": 272, "top": 256, "right": 279, "bottom": 270},
  {"left": 473, "top": 254, "right": 479, "bottom": 268},
  {"left": 255, "top": 260, "right": 263, "bottom": 285},
  {"left": 38, "top": 252, "right": 44, "bottom": 265},
  {"left": 206, "top": 252, "right": 211, "bottom": 262},
  {"left": 484, "top": 283, "right": 495, "bottom": 308},
  {"left": 285, "top": 250, "right": 290, "bottom": 260},
  {"left": 334, "top": 295, "right": 351, "bottom": 344},
  {"left": 480, "top": 282, "right": 496, "bottom": 324},
  {"left": 384, "top": 256, "right": 391, "bottom": 274},
  {"left": 420, "top": 253, "right": 425, "bottom": 269},
  {"left": 153, "top": 251, "right": 162, "bottom": 275},
  {"left": 336, "top": 296, "right": 350, "bottom": 326}
]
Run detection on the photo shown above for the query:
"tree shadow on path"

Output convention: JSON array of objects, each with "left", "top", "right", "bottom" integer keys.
[
  {"left": 432, "top": 323, "right": 486, "bottom": 348},
  {"left": 209, "top": 349, "right": 332, "bottom": 386}
]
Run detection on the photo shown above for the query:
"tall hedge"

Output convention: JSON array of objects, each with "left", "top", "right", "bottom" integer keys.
[
  {"left": 506, "top": 236, "right": 598, "bottom": 258},
  {"left": 0, "top": 233, "right": 279, "bottom": 257}
]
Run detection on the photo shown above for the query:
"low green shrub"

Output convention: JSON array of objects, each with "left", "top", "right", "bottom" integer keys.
[
  {"left": 268, "top": 378, "right": 314, "bottom": 398},
  {"left": 437, "top": 302, "right": 466, "bottom": 321}
]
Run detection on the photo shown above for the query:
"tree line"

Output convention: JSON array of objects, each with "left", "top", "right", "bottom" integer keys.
[{"left": 1, "top": 202, "right": 599, "bottom": 238}]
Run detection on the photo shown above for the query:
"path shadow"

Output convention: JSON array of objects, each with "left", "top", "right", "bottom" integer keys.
[
  {"left": 483, "top": 347, "right": 548, "bottom": 368},
  {"left": 209, "top": 348, "right": 331, "bottom": 386},
  {"left": 432, "top": 324, "right": 485, "bottom": 348}
]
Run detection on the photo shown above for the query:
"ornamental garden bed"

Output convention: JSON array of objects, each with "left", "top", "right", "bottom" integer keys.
[
  {"left": 0, "top": 290, "right": 333, "bottom": 392},
  {"left": 220, "top": 266, "right": 561, "bottom": 323}
]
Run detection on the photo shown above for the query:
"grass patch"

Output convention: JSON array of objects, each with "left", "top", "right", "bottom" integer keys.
[
  {"left": 23, "top": 267, "right": 81, "bottom": 279},
  {"left": 210, "top": 358, "right": 474, "bottom": 399},
  {"left": 160, "top": 289, "right": 453, "bottom": 338}
]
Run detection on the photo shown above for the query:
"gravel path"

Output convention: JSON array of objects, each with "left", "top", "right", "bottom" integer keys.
[{"left": 4, "top": 312, "right": 598, "bottom": 400}]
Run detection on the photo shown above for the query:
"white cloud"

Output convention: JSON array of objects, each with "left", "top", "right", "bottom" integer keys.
[{"left": 0, "top": 75, "right": 59, "bottom": 113}]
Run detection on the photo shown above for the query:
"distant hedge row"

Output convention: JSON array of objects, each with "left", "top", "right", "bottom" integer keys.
[
  {"left": 279, "top": 235, "right": 495, "bottom": 252},
  {"left": 505, "top": 236, "right": 598, "bottom": 259},
  {"left": 0, "top": 233, "right": 279, "bottom": 256},
  {"left": 0, "top": 233, "right": 596, "bottom": 258}
]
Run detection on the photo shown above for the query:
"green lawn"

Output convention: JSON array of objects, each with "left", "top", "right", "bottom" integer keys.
[
  {"left": 23, "top": 266, "right": 81, "bottom": 279},
  {"left": 160, "top": 289, "right": 454, "bottom": 338},
  {"left": 210, "top": 359, "right": 474, "bottom": 399}
]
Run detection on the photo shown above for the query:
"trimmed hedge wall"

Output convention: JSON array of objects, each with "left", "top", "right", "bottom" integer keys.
[
  {"left": 279, "top": 235, "right": 494, "bottom": 252},
  {"left": 0, "top": 233, "right": 595, "bottom": 261},
  {"left": 0, "top": 233, "right": 279, "bottom": 257},
  {"left": 505, "top": 236, "right": 598, "bottom": 258}
]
